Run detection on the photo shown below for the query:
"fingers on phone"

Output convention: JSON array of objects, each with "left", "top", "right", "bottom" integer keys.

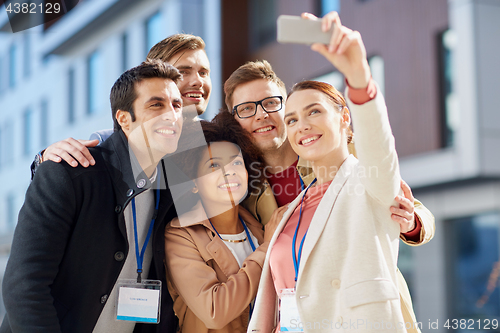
[
  {"left": 326, "top": 13, "right": 343, "bottom": 52},
  {"left": 322, "top": 11, "right": 340, "bottom": 33},
  {"left": 301, "top": 12, "right": 316, "bottom": 20},
  {"left": 336, "top": 29, "right": 358, "bottom": 54},
  {"left": 311, "top": 43, "right": 328, "bottom": 56}
]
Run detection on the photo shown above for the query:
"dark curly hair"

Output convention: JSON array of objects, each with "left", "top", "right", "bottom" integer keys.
[{"left": 170, "top": 111, "right": 265, "bottom": 212}]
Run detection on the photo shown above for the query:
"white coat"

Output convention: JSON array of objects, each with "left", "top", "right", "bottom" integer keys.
[{"left": 248, "top": 87, "right": 408, "bottom": 333}]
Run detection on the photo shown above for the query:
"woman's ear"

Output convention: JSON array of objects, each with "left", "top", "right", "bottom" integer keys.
[
  {"left": 192, "top": 180, "right": 199, "bottom": 193},
  {"left": 116, "top": 110, "right": 131, "bottom": 132},
  {"left": 341, "top": 107, "right": 351, "bottom": 128}
]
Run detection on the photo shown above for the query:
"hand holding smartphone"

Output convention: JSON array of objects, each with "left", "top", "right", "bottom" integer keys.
[{"left": 277, "top": 15, "right": 332, "bottom": 45}]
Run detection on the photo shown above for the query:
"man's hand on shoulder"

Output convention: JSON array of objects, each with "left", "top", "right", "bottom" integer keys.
[{"left": 42, "top": 138, "right": 98, "bottom": 167}]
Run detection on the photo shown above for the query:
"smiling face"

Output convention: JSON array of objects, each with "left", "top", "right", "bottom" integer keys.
[
  {"left": 284, "top": 89, "right": 350, "bottom": 166},
  {"left": 231, "top": 79, "right": 287, "bottom": 153},
  {"left": 169, "top": 49, "right": 211, "bottom": 115},
  {"left": 117, "top": 77, "right": 183, "bottom": 168},
  {"left": 195, "top": 142, "right": 248, "bottom": 213}
]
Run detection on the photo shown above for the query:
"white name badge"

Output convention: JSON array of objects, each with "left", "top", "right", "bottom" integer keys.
[
  {"left": 279, "top": 288, "right": 303, "bottom": 332},
  {"left": 116, "top": 279, "right": 161, "bottom": 324}
]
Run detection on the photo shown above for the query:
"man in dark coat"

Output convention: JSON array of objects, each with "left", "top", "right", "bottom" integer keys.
[{"left": 1, "top": 59, "right": 183, "bottom": 333}]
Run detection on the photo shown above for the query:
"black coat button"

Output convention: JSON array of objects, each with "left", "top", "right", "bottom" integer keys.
[
  {"left": 114, "top": 251, "right": 125, "bottom": 261},
  {"left": 127, "top": 189, "right": 134, "bottom": 197},
  {"left": 100, "top": 295, "right": 108, "bottom": 304},
  {"left": 115, "top": 205, "right": 122, "bottom": 214}
]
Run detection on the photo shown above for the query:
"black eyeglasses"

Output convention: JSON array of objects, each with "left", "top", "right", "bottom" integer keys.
[{"left": 232, "top": 96, "right": 283, "bottom": 119}]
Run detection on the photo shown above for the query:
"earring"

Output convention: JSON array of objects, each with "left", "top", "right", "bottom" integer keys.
[{"left": 192, "top": 187, "right": 199, "bottom": 193}]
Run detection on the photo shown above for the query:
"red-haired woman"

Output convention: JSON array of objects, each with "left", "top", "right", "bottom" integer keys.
[{"left": 249, "top": 12, "right": 410, "bottom": 333}]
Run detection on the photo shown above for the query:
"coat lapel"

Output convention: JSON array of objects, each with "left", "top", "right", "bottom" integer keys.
[
  {"left": 170, "top": 201, "right": 251, "bottom": 277},
  {"left": 100, "top": 130, "right": 153, "bottom": 239},
  {"left": 297, "top": 155, "right": 358, "bottom": 278}
]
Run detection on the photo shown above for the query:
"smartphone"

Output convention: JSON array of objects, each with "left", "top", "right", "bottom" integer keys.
[{"left": 277, "top": 15, "right": 332, "bottom": 45}]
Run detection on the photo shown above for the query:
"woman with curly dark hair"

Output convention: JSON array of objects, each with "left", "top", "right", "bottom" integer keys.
[{"left": 164, "top": 111, "right": 284, "bottom": 333}]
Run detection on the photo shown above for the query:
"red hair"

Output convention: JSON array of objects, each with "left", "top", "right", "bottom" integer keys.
[{"left": 288, "top": 80, "right": 352, "bottom": 144}]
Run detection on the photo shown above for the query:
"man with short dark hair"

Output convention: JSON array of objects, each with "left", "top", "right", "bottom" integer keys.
[
  {"left": 33, "top": 33, "right": 211, "bottom": 169},
  {"left": 1, "top": 59, "right": 182, "bottom": 333}
]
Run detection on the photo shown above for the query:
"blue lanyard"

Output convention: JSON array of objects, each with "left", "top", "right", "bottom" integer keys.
[
  {"left": 131, "top": 168, "right": 160, "bottom": 283},
  {"left": 209, "top": 215, "right": 256, "bottom": 251},
  {"left": 292, "top": 178, "right": 317, "bottom": 287},
  {"left": 297, "top": 156, "right": 305, "bottom": 191}
]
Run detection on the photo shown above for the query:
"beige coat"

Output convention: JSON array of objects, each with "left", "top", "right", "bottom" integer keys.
[
  {"left": 248, "top": 89, "right": 414, "bottom": 333},
  {"left": 164, "top": 202, "right": 266, "bottom": 333}
]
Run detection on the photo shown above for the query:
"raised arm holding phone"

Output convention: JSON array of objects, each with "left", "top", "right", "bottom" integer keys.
[{"left": 248, "top": 12, "right": 420, "bottom": 332}]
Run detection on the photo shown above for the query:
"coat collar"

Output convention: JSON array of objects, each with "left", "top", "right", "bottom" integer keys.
[
  {"left": 170, "top": 201, "right": 263, "bottom": 237},
  {"left": 297, "top": 156, "right": 313, "bottom": 172},
  {"left": 98, "top": 130, "right": 157, "bottom": 211},
  {"left": 169, "top": 201, "right": 264, "bottom": 277}
]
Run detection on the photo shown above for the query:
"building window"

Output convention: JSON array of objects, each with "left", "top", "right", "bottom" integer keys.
[
  {"left": 4, "top": 121, "right": 14, "bottom": 165},
  {"left": 23, "top": 108, "right": 33, "bottom": 156},
  {"left": 40, "top": 99, "right": 49, "bottom": 147},
  {"left": 145, "top": 12, "right": 162, "bottom": 55},
  {"left": 23, "top": 33, "right": 31, "bottom": 78},
  {"left": 447, "top": 212, "right": 500, "bottom": 328},
  {"left": 121, "top": 32, "right": 129, "bottom": 72},
  {"left": 9, "top": 44, "right": 17, "bottom": 88},
  {"left": 369, "top": 55, "right": 385, "bottom": 96},
  {"left": 318, "top": 0, "right": 340, "bottom": 16},
  {"left": 6, "top": 193, "right": 16, "bottom": 229},
  {"left": 87, "top": 50, "right": 104, "bottom": 115},
  {"left": 438, "top": 29, "right": 458, "bottom": 148},
  {"left": 249, "top": 0, "right": 277, "bottom": 51},
  {"left": 68, "top": 67, "right": 75, "bottom": 123},
  {"left": 181, "top": 0, "right": 204, "bottom": 38}
]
